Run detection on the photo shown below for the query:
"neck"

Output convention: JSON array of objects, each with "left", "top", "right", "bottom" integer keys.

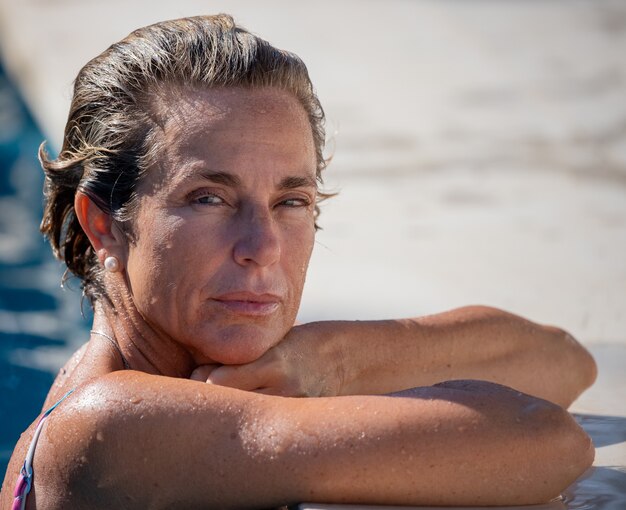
[{"left": 92, "top": 288, "right": 196, "bottom": 378}]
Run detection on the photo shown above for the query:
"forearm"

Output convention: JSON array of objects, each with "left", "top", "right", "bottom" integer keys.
[
  {"left": 282, "top": 381, "right": 592, "bottom": 506},
  {"left": 333, "top": 306, "right": 597, "bottom": 407},
  {"left": 32, "top": 373, "right": 592, "bottom": 509}
]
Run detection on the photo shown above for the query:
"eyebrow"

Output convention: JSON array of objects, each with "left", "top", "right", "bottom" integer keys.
[
  {"left": 199, "top": 170, "right": 241, "bottom": 187},
  {"left": 198, "top": 170, "right": 317, "bottom": 190},
  {"left": 278, "top": 175, "right": 317, "bottom": 190}
]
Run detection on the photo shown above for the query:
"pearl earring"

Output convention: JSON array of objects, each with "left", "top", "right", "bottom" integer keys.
[{"left": 104, "top": 256, "right": 120, "bottom": 273}]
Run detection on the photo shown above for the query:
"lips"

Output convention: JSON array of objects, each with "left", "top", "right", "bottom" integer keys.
[{"left": 212, "top": 292, "right": 281, "bottom": 316}]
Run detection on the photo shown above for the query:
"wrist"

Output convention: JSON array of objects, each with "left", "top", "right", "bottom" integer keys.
[
  {"left": 320, "top": 320, "right": 369, "bottom": 396},
  {"left": 298, "top": 320, "right": 351, "bottom": 397}
]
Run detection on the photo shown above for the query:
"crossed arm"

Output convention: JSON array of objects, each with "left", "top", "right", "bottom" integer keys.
[
  {"left": 1, "top": 305, "right": 596, "bottom": 509},
  {"left": 191, "top": 305, "right": 597, "bottom": 407},
  {"left": 18, "top": 375, "right": 592, "bottom": 509}
]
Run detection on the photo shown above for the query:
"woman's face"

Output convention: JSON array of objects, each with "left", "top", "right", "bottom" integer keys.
[{"left": 123, "top": 86, "right": 317, "bottom": 365}]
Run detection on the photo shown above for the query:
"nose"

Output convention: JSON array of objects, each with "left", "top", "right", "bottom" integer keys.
[{"left": 232, "top": 207, "right": 281, "bottom": 267}]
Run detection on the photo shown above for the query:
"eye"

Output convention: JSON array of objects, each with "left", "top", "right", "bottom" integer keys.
[
  {"left": 277, "top": 196, "right": 312, "bottom": 208},
  {"left": 189, "top": 190, "right": 226, "bottom": 206},
  {"left": 281, "top": 198, "right": 306, "bottom": 207},
  {"left": 197, "top": 195, "right": 224, "bottom": 205}
]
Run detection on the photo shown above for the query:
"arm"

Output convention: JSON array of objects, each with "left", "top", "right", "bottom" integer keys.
[
  {"left": 337, "top": 306, "right": 597, "bottom": 406},
  {"left": 195, "top": 306, "right": 597, "bottom": 407},
  {"left": 2, "top": 372, "right": 593, "bottom": 509}
]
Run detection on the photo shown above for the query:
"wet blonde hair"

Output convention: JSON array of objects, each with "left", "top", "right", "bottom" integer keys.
[{"left": 40, "top": 14, "right": 329, "bottom": 305}]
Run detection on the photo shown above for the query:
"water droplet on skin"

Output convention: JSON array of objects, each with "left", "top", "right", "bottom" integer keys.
[{"left": 96, "top": 431, "right": 104, "bottom": 442}]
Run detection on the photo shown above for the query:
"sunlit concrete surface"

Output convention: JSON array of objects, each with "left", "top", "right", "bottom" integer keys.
[{"left": 1, "top": 1, "right": 624, "bottom": 508}]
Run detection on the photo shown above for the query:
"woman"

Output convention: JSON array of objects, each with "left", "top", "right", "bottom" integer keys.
[{"left": 2, "top": 14, "right": 596, "bottom": 509}]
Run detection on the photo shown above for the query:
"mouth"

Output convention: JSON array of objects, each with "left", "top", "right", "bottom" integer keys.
[{"left": 212, "top": 292, "right": 281, "bottom": 317}]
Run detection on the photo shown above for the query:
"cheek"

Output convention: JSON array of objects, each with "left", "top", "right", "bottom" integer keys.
[
  {"left": 127, "top": 210, "right": 232, "bottom": 300},
  {"left": 284, "top": 222, "right": 315, "bottom": 284},
  {"left": 125, "top": 214, "right": 187, "bottom": 304}
]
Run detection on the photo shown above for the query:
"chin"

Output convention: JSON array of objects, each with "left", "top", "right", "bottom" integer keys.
[{"left": 199, "top": 323, "right": 283, "bottom": 365}]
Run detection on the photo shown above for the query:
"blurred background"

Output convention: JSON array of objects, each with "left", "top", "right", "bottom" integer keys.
[{"left": 1, "top": 0, "right": 625, "bottom": 501}]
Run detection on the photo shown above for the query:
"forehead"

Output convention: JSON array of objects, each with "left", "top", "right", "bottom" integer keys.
[
  {"left": 144, "top": 85, "right": 316, "bottom": 187},
  {"left": 153, "top": 85, "right": 312, "bottom": 145},
  {"left": 161, "top": 84, "right": 305, "bottom": 115}
]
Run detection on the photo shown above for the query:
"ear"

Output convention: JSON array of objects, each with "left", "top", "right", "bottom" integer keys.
[{"left": 74, "top": 192, "right": 127, "bottom": 265}]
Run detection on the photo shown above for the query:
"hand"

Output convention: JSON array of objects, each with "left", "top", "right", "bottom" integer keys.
[{"left": 190, "top": 322, "right": 345, "bottom": 397}]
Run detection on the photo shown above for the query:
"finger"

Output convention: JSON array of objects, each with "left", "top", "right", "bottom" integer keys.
[
  {"left": 207, "top": 364, "right": 268, "bottom": 391},
  {"left": 189, "top": 364, "right": 220, "bottom": 382}
]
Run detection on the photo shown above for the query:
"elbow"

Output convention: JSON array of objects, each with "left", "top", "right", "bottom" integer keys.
[
  {"left": 519, "top": 400, "right": 594, "bottom": 503},
  {"left": 575, "top": 337, "right": 597, "bottom": 395},
  {"left": 561, "top": 410, "right": 596, "bottom": 475},
  {"left": 545, "top": 326, "right": 597, "bottom": 407},
  {"left": 572, "top": 331, "right": 597, "bottom": 391}
]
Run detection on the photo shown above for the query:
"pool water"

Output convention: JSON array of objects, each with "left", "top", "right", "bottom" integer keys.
[{"left": 0, "top": 60, "right": 89, "bottom": 474}]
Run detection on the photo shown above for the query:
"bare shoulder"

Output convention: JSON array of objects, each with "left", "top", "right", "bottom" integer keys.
[
  {"left": 42, "top": 338, "right": 130, "bottom": 408},
  {"left": 4, "top": 371, "right": 266, "bottom": 509},
  {"left": 1, "top": 371, "right": 177, "bottom": 509}
]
